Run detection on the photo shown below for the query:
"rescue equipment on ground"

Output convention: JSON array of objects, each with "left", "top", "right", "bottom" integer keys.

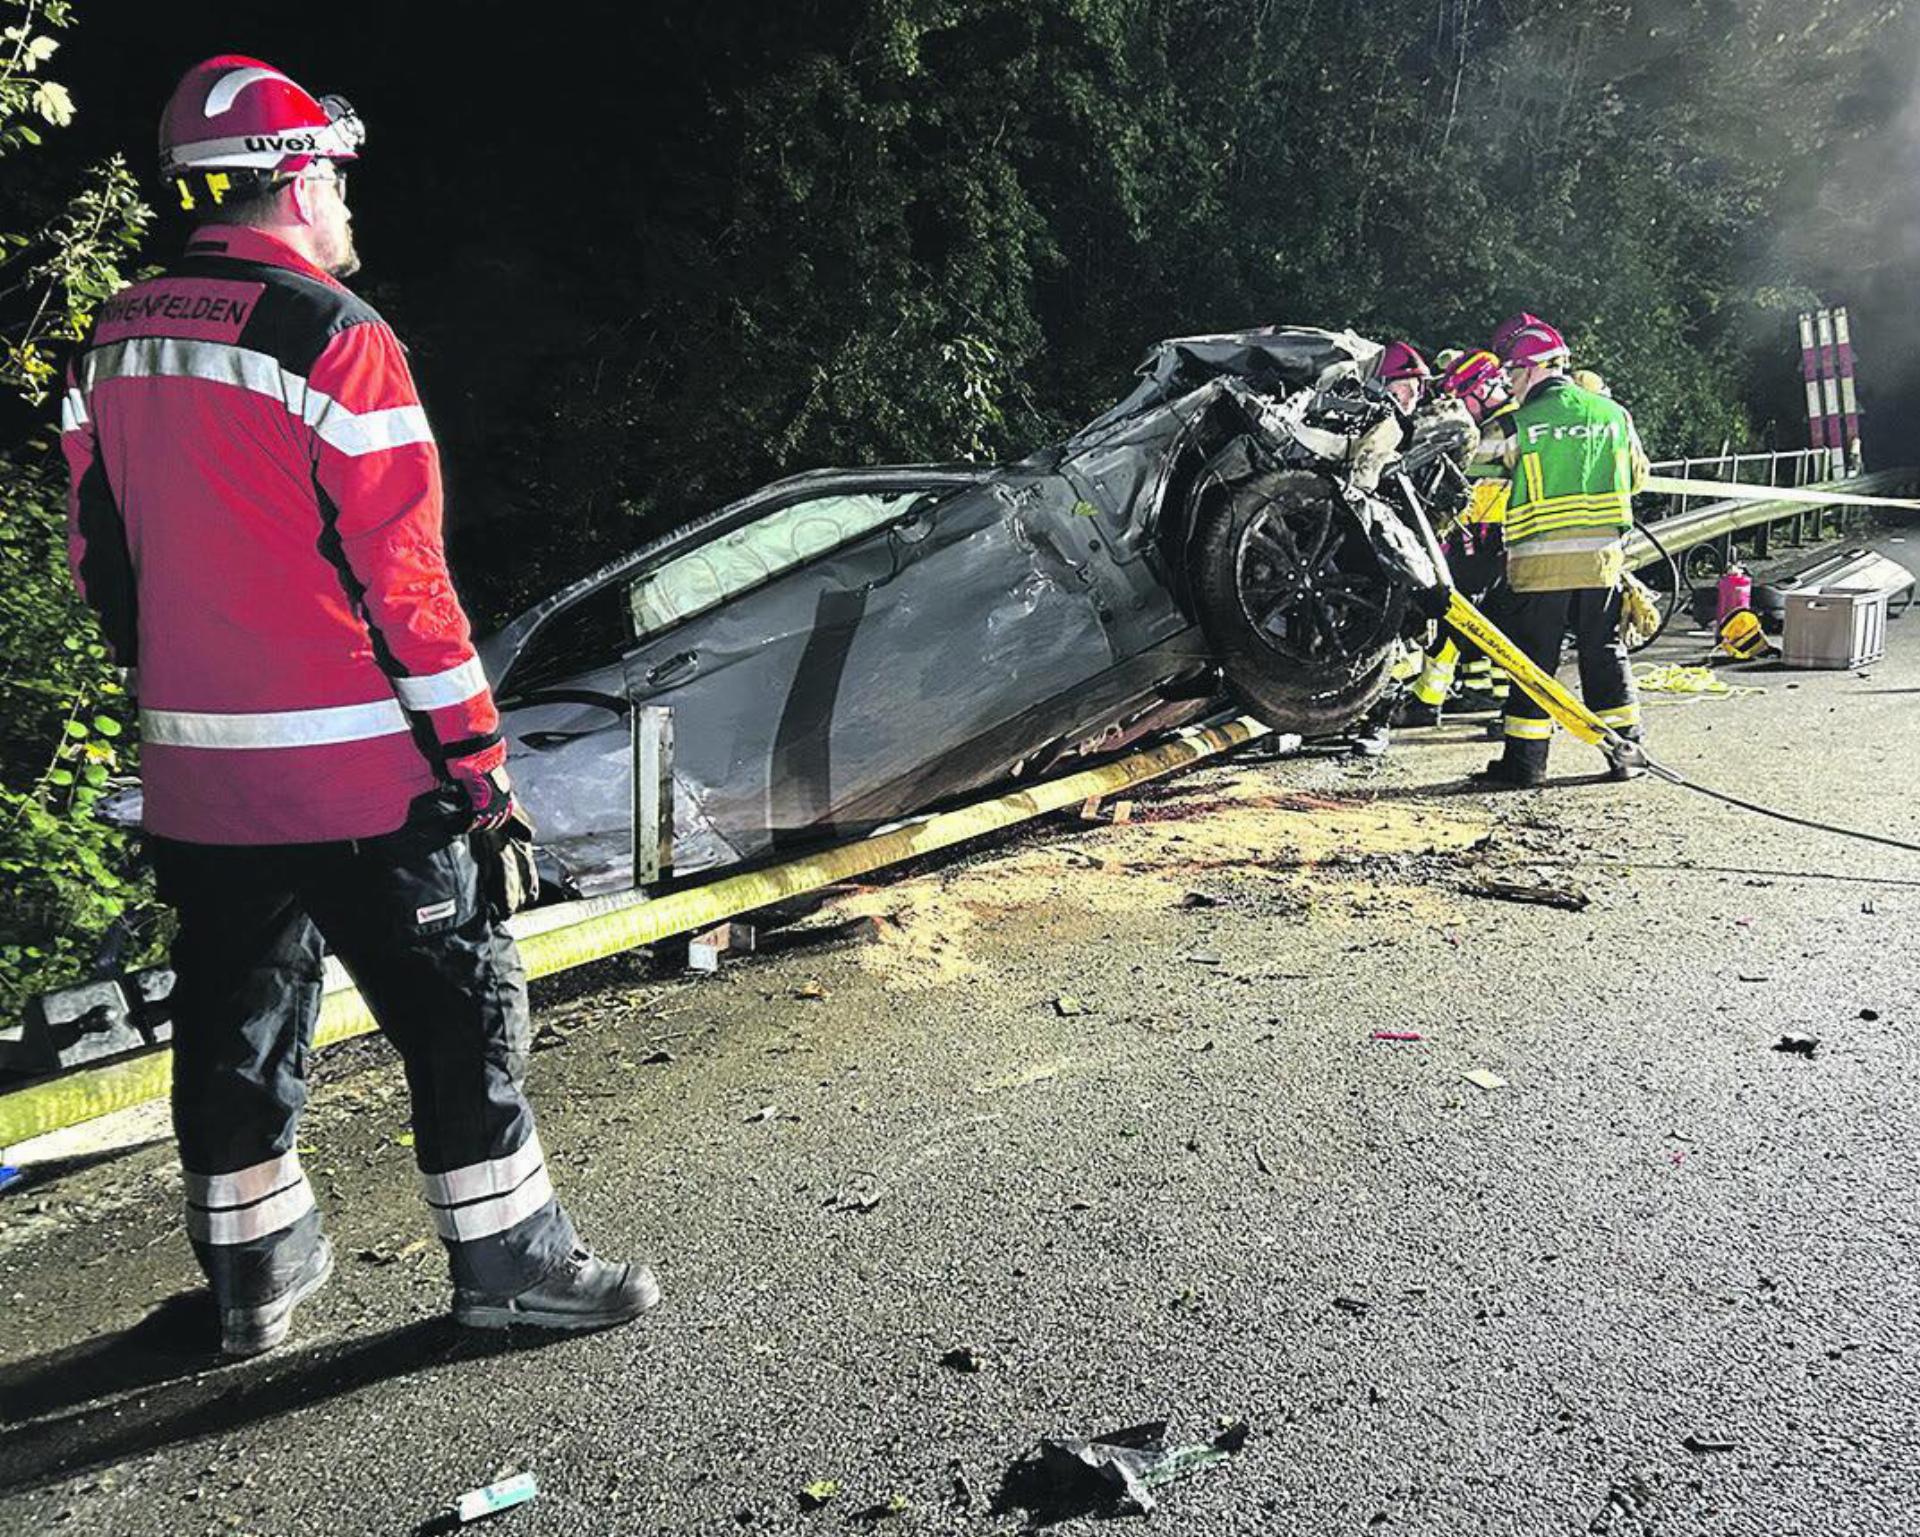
[
  {"left": 1632, "top": 663, "right": 1761, "bottom": 696},
  {"left": 1716, "top": 608, "right": 1772, "bottom": 660},
  {"left": 1716, "top": 565, "right": 1752, "bottom": 625}
]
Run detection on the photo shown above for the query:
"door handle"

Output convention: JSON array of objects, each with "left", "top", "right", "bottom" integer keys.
[{"left": 646, "top": 650, "right": 698, "bottom": 687}]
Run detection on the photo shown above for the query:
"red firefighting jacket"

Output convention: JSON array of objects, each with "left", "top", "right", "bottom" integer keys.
[{"left": 61, "top": 226, "right": 502, "bottom": 844}]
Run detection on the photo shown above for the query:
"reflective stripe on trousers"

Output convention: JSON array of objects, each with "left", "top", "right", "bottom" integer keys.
[{"left": 184, "top": 1148, "right": 317, "bottom": 1245}]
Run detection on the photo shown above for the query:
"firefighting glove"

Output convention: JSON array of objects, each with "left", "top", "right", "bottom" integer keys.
[
  {"left": 1618, "top": 573, "right": 1662, "bottom": 648},
  {"left": 472, "top": 800, "right": 540, "bottom": 918},
  {"left": 447, "top": 751, "right": 516, "bottom": 834}
]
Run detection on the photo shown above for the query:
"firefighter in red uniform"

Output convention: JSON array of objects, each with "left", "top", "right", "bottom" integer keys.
[{"left": 60, "top": 57, "right": 658, "bottom": 1354}]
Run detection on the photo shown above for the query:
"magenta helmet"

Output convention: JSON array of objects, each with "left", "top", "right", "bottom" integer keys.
[
  {"left": 1376, "top": 339, "right": 1431, "bottom": 382},
  {"left": 1489, "top": 312, "right": 1544, "bottom": 358},
  {"left": 1498, "top": 320, "right": 1571, "bottom": 369}
]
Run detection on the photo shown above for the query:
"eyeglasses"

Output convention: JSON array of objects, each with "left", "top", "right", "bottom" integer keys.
[{"left": 303, "top": 167, "right": 348, "bottom": 198}]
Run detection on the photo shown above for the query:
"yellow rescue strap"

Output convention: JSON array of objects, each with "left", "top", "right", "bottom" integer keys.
[
  {"left": 1442, "top": 591, "right": 1613, "bottom": 748},
  {"left": 1633, "top": 663, "right": 1763, "bottom": 697}
]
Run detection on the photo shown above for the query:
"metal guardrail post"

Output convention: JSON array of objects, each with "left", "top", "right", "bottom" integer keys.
[{"left": 632, "top": 705, "right": 674, "bottom": 889}]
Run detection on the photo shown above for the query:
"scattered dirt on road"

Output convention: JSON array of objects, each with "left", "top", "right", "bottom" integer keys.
[{"left": 798, "top": 768, "right": 1491, "bottom": 991}]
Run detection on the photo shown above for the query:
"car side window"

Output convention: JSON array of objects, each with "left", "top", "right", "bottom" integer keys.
[
  {"left": 500, "top": 581, "right": 633, "bottom": 700},
  {"left": 627, "top": 491, "right": 927, "bottom": 641}
]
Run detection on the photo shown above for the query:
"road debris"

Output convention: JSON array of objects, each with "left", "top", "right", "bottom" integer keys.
[
  {"left": 1178, "top": 890, "right": 1222, "bottom": 908},
  {"left": 794, "top": 982, "right": 827, "bottom": 1000},
  {"left": 1464, "top": 879, "right": 1591, "bottom": 912},
  {"left": 999, "top": 1419, "right": 1248, "bottom": 1518},
  {"left": 1332, "top": 1296, "right": 1371, "bottom": 1316},
  {"left": 1681, "top": 1433, "right": 1739, "bottom": 1454},
  {"left": 940, "top": 1345, "right": 984, "bottom": 1372},
  {"left": 356, "top": 1237, "right": 429, "bottom": 1267},
  {"left": 1370, "top": 1030, "right": 1423, "bottom": 1043},
  {"left": 1463, "top": 1068, "right": 1508, "bottom": 1091},
  {"left": 641, "top": 1048, "right": 675, "bottom": 1065},
  {"left": 1185, "top": 951, "right": 1224, "bottom": 966},
  {"left": 1053, "top": 994, "right": 1088, "bottom": 1016},
  {"left": 798, "top": 1479, "right": 841, "bottom": 1511},
  {"left": 1773, "top": 1033, "right": 1820, "bottom": 1058},
  {"left": 1860, "top": 1008, "right": 1880, "bottom": 1021},
  {"left": 453, "top": 1472, "right": 537, "bottom": 1524},
  {"left": 745, "top": 1104, "right": 777, "bottom": 1122}
]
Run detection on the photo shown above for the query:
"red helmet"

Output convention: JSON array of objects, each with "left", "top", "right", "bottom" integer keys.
[
  {"left": 1490, "top": 312, "right": 1544, "bottom": 358},
  {"left": 1376, "top": 339, "right": 1431, "bottom": 382},
  {"left": 1437, "top": 349, "right": 1508, "bottom": 423},
  {"left": 159, "top": 55, "right": 363, "bottom": 206},
  {"left": 1498, "top": 320, "right": 1570, "bottom": 369}
]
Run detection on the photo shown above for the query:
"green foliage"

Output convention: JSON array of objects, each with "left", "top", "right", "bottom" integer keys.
[
  {"left": 0, "top": 0, "right": 156, "bottom": 1016},
  {"left": 0, "top": 452, "right": 152, "bottom": 1017},
  {"left": 0, "top": 1, "right": 151, "bottom": 401},
  {"left": 452, "top": 0, "right": 1911, "bottom": 621}
]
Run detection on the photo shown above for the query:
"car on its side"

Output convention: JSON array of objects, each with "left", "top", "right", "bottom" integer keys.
[{"left": 481, "top": 325, "right": 1457, "bottom": 897}]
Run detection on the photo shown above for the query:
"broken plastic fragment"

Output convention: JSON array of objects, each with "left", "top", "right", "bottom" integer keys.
[
  {"left": 1009, "top": 1419, "right": 1247, "bottom": 1516},
  {"left": 1462, "top": 1068, "right": 1507, "bottom": 1091},
  {"left": 455, "top": 1471, "right": 537, "bottom": 1524}
]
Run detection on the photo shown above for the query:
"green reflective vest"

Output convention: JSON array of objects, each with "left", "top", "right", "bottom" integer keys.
[{"left": 1504, "top": 378, "right": 1637, "bottom": 591}]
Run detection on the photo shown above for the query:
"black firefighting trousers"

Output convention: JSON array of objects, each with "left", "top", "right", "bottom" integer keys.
[
  {"left": 1495, "top": 585, "right": 1642, "bottom": 770},
  {"left": 151, "top": 816, "right": 577, "bottom": 1310}
]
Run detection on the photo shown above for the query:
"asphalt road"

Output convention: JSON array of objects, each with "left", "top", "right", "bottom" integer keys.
[{"left": 5, "top": 540, "right": 1920, "bottom": 1536}]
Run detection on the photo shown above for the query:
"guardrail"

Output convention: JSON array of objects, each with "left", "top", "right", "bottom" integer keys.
[
  {"left": 1625, "top": 467, "right": 1919, "bottom": 579},
  {"left": 0, "top": 716, "right": 1276, "bottom": 1149}
]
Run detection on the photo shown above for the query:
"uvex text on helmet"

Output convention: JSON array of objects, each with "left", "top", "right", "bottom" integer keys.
[{"left": 158, "top": 55, "right": 364, "bottom": 211}]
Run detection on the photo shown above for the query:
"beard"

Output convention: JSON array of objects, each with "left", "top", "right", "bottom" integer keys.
[{"left": 327, "top": 241, "right": 362, "bottom": 280}]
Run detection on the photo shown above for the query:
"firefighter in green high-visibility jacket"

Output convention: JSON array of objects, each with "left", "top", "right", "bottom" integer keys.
[{"left": 1475, "top": 319, "right": 1649, "bottom": 787}]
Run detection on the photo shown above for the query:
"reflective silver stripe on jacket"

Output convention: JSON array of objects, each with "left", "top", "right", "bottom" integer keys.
[
  {"left": 391, "top": 656, "right": 488, "bottom": 712},
  {"left": 184, "top": 1150, "right": 316, "bottom": 1246},
  {"left": 143, "top": 697, "right": 412, "bottom": 749},
  {"left": 60, "top": 388, "right": 89, "bottom": 432},
  {"left": 420, "top": 1135, "right": 555, "bottom": 1243},
  {"left": 80, "top": 336, "right": 436, "bottom": 459}
]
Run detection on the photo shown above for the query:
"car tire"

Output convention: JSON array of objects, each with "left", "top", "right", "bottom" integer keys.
[{"left": 1192, "top": 468, "right": 1408, "bottom": 735}]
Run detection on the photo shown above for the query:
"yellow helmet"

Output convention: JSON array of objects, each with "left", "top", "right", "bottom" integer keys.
[{"left": 1717, "top": 607, "right": 1769, "bottom": 660}]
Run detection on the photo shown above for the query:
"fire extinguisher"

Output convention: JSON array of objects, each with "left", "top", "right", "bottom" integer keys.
[{"left": 1716, "top": 565, "right": 1752, "bottom": 625}]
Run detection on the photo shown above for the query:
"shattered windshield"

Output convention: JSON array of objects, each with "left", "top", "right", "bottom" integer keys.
[{"left": 629, "top": 490, "right": 931, "bottom": 640}]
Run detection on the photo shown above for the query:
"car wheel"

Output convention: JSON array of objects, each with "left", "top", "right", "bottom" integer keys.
[{"left": 1193, "top": 468, "right": 1408, "bottom": 734}]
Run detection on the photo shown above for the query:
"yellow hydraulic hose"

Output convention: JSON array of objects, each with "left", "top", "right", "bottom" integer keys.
[{"left": 0, "top": 716, "right": 1271, "bottom": 1147}]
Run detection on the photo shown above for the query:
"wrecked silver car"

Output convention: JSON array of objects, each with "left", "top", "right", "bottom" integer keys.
[{"left": 482, "top": 326, "right": 1460, "bottom": 896}]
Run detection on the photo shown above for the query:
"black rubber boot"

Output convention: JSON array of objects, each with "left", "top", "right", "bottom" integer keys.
[
  {"left": 453, "top": 1247, "right": 661, "bottom": 1332},
  {"left": 1394, "top": 698, "right": 1443, "bottom": 728},
  {"left": 221, "top": 1236, "right": 334, "bottom": 1357},
  {"left": 1471, "top": 753, "right": 1546, "bottom": 789}
]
